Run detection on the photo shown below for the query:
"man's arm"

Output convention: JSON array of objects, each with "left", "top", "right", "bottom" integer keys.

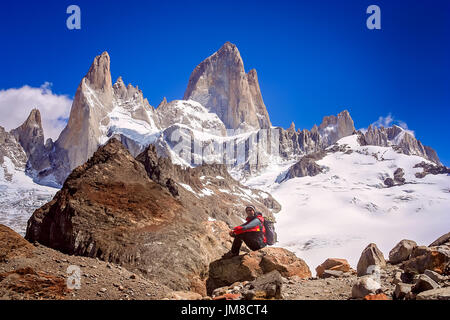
[{"left": 233, "top": 218, "right": 262, "bottom": 235}]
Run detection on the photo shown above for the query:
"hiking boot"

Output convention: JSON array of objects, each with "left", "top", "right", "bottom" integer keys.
[{"left": 221, "top": 251, "right": 238, "bottom": 259}]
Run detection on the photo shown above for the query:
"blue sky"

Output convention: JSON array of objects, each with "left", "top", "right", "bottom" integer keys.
[{"left": 0, "top": 0, "right": 449, "bottom": 164}]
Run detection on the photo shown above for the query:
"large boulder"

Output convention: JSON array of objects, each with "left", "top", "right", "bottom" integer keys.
[
  {"left": 315, "top": 258, "right": 351, "bottom": 278},
  {"left": 389, "top": 239, "right": 417, "bottom": 264},
  {"left": 357, "top": 243, "right": 386, "bottom": 277},
  {"left": 206, "top": 247, "right": 311, "bottom": 294}
]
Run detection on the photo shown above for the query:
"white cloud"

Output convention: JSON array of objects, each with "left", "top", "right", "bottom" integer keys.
[
  {"left": 370, "top": 113, "right": 415, "bottom": 137},
  {"left": 0, "top": 83, "right": 72, "bottom": 141}
]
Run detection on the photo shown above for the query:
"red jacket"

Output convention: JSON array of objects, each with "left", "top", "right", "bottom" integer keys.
[{"left": 233, "top": 213, "right": 266, "bottom": 243}]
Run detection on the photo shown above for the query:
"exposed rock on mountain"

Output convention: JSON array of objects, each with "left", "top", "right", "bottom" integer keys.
[
  {"left": 25, "top": 138, "right": 280, "bottom": 293},
  {"left": 277, "top": 150, "right": 326, "bottom": 183},
  {"left": 362, "top": 125, "right": 441, "bottom": 164},
  {"left": 0, "top": 127, "right": 27, "bottom": 180},
  {"left": 318, "top": 110, "right": 355, "bottom": 146},
  {"left": 10, "top": 109, "right": 53, "bottom": 178},
  {"left": 414, "top": 161, "right": 450, "bottom": 178},
  {"left": 184, "top": 42, "right": 271, "bottom": 131},
  {"left": 57, "top": 52, "right": 114, "bottom": 171},
  {"left": 35, "top": 52, "right": 162, "bottom": 187},
  {"left": 10, "top": 109, "right": 44, "bottom": 160}
]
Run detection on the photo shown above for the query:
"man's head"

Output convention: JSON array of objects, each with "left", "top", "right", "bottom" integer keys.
[{"left": 245, "top": 205, "right": 256, "bottom": 217}]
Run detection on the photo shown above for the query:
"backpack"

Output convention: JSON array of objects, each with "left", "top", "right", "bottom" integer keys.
[{"left": 263, "top": 219, "right": 277, "bottom": 245}]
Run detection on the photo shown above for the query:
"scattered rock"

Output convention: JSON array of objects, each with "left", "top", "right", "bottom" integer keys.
[
  {"left": 384, "top": 178, "right": 395, "bottom": 187},
  {"left": 412, "top": 274, "right": 439, "bottom": 294},
  {"left": 402, "top": 248, "right": 449, "bottom": 275},
  {"left": 356, "top": 243, "right": 386, "bottom": 277},
  {"left": 393, "top": 168, "right": 406, "bottom": 185},
  {"left": 389, "top": 239, "right": 417, "bottom": 264},
  {"left": 315, "top": 258, "right": 351, "bottom": 278},
  {"left": 393, "top": 283, "right": 413, "bottom": 300},
  {"left": 249, "top": 270, "right": 283, "bottom": 299},
  {"left": 321, "top": 270, "right": 345, "bottom": 279},
  {"left": 416, "top": 287, "right": 450, "bottom": 300},
  {"left": 213, "top": 293, "right": 242, "bottom": 300},
  {"left": 166, "top": 291, "right": 203, "bottom": 300},
  {"left": 424, "top": 269, "right": 447, "bottom": 283},
  {"left": 351, "top": 276, "right": 381, "bottom": 299}
]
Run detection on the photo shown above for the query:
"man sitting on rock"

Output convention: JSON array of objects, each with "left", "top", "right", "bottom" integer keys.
[{"left": 222, "top": 205, "right": 267, "bottom": 259}]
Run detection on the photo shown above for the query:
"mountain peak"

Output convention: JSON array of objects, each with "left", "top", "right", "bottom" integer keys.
[
  {"left": 183, "top": 43, "right": 271, "bottom": 131},
  {"left": 11, "top": 108, "right": 45, "bottom": 156},
  {"left": 85, "top": 51, "right": 112, "bottom": 92},
  {"left": 219, "top": 41, "right": 238, "bottom": 53}
]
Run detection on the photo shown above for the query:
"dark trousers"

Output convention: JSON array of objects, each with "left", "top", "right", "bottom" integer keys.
[{"left": 231, "top": 232, "right": 266, "bottom": 254}]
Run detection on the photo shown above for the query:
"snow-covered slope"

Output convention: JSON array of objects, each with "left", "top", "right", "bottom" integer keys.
[
  {"left": 243, "top": 135, "right": 450, "bottom": 274},
  {"left": 0, "top": 156, "right": 57, "bottom": 236}
]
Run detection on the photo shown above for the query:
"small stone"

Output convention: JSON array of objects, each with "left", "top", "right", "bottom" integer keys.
[{"left": 322, "top": 270, "right": 344, "bottom": 278}]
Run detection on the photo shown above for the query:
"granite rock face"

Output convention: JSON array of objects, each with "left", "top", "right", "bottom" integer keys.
[
  {"left": 184, "top": 42, "right": 271, "bottom": 131},
  {"left": 318, "top": 110, "right": 355, "bottom": 146}
]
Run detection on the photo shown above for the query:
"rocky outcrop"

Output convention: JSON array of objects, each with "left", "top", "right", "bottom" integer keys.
[
  {"left": 356, "top": 243, "right": 387, "bottom": 276},
  {"left": 414, "top": 161, "right": 450, "bottom": 178},
  {"left": 318, "top": 110, "right": 355, "bottom": 146},
  {"left": 183, "top": 42, "right": 271, "bottom": 131},
  {"left": 278, "top": 151, "right": 326, "bottom": 183},
  {"left": 206, "top": 247, "right": 311, "bottom": 294},
  {"left": 362, "top": 125, "right": 441, "bottom": 165}
]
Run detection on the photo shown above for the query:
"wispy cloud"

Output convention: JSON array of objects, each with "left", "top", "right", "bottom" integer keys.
[
  {"left": 359, "top": 113, "right": 415, "bottom": 137},
  {"left": 0, "top": 83, "right": 72, "bottom": 141}
]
